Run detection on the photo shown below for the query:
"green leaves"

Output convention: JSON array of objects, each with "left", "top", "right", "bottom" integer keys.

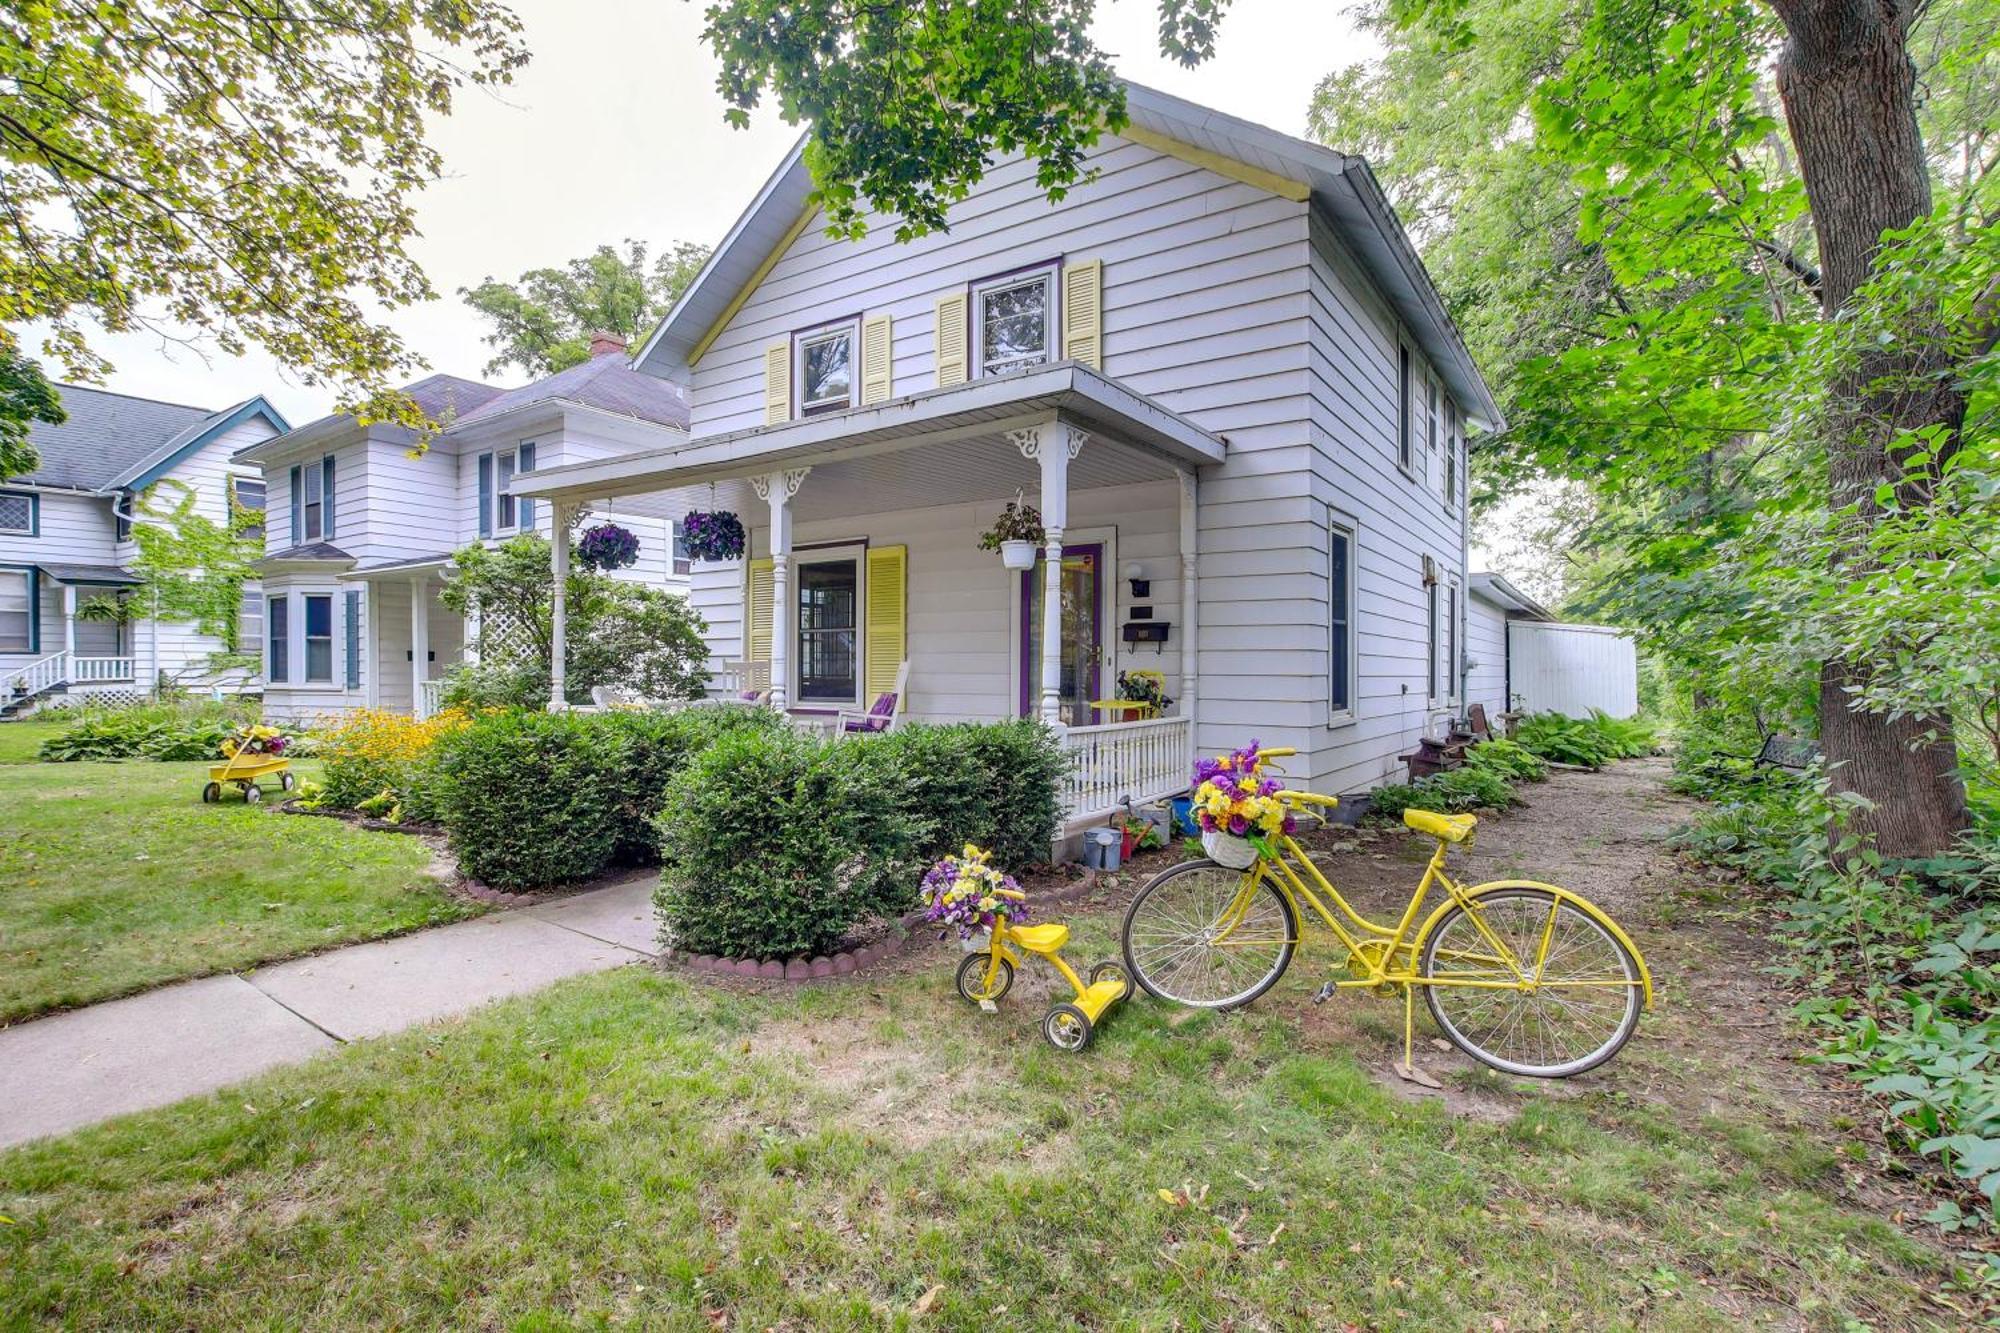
[
  {"left": 1, "top": 2, "right": 527, "bottom": 430},
  {"left": 459, "top": 240, "right": 711, "bottom": 378}
]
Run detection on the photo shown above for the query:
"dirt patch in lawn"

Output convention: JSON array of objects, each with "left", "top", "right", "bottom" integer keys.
[{"left": 746, "top": 1007, "right": 983, "bottom": 1148}]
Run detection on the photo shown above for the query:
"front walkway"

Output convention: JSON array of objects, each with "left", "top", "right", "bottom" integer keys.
[{"left": 0, "top": 876, "right": 659, "bottom": 1149}]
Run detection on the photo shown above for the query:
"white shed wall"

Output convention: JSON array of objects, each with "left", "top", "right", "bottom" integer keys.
[{"left": 1507, "top": 622, "right": 1639, "bottom": 719}]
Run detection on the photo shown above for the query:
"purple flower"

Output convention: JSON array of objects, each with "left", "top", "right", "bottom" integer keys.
[
  {"left": 681, "top": 510, "right": 746, "bottom": 562},
  {"left": 577, "top": 523, "right": 641, "bottom": 572}
]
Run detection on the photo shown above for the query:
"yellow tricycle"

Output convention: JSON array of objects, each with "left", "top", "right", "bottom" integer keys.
[{"left": 956, "top": 891, "right": 1132, "bottom": 1051}]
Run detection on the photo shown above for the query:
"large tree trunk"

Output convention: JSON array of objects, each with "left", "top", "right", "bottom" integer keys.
[{"left": 1769, "top": 0, "right": 1972, "bottom": 857}]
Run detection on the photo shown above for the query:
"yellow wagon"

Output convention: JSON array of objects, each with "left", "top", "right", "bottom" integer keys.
[{"left": 201, "top": 727, "right": 295, "bottom": 804}]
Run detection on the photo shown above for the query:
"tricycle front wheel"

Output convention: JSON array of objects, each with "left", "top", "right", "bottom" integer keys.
[{"left": 955, "top": 953, "right": 1014, "bottom": 1004}]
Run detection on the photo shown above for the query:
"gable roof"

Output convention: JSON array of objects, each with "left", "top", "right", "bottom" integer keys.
[
  {"left": 13, "top": 385, "right": 289, "bottom": 492},
  {"left": 634, "top": 81, "right": 1503, "bottom": 429},
  {"left": 234, "top": 373, "right": 505, "bottom": 463},
  {"left": 454, "top": 354, "right": 688, "bottom": 433}
]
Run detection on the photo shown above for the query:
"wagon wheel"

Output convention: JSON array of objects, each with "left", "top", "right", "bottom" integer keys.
[
  {"left": 244, "top": 783, "right": 264, "bottom": 804},
  {"left": 201, "top": 782, "right": 222, "bottom": 803},
  {"left": 279, "top": 771, "right": 296, "bottom": 792}
]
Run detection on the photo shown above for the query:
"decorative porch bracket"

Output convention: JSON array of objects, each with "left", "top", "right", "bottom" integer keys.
[
  {"left": 750, "top": 467, "right": 811, "bottom": 711},
  {"left": 1009, "top": 421, "right": 1090, "bottom": 727}
]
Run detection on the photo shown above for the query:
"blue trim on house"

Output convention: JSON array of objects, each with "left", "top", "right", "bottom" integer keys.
[
  {"left": 0, "top": 489, "right": 39, "bottom": 538},
  {"left": 343, "top": 589, "right": 361, "bottom": 689},
  {"left": 119, "top": 396, "right": 292, "bottom": 493},
  {"left": 517, "top": 441, "right": 536, "bottom": 530}
]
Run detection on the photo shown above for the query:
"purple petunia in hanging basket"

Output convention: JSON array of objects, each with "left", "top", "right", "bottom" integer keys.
[
  {"left": 576, "top": 523, "right": 641, "bottom": 571},
  {"left": 681, "top": 510, "right": 746, "bottom": 562}
]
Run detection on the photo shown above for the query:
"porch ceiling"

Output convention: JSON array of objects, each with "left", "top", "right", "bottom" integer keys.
[{"left": 509, "top": 362, "right": 1225, "bottom": 512}]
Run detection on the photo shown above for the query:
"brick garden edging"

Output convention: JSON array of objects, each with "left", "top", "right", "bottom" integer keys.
[{"left": 664, "top": 867, "right": 1104, "bottom": 985}]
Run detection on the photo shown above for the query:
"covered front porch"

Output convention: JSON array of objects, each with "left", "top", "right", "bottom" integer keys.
[
  {"left": 341, "top": 556, "right": 465, "bottom": 720},
  {"left": 514, "top": 364, "right": 1222, "bottom": 823}
]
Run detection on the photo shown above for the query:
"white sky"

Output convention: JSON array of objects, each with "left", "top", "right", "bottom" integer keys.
[{"left": 37, "top": 1, "right": 1378, "bottom": 422}]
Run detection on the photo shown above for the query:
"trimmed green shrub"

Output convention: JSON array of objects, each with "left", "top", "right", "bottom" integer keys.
[
  {"left": 653, "top": 719, "right": 1066, "bottom": 960},
  {"left": 655, "top": 727, "right": 921, "bottom": 959},
  {"left": 428, "top": 705, "right": 782, "bottom": 891},
  {"left": 38, "top": 699, "right": 260, "bottom": 761}
]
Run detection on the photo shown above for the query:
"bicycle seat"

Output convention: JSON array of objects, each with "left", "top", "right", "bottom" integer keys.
[
  {"left": 1009, "top": 924, "right": 1070, "bottom": 955},
  {"left": 1404, "top": 809, "right": 1477, "bottom": 843}
]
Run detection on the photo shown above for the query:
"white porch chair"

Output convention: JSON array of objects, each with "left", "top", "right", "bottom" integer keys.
[{"left": 836, "top": 660, "right": 909, "bottom": 735}]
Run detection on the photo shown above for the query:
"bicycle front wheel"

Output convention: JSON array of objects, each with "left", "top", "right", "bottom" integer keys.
[
  {"left": 1420, "top": 887, "right": 1642, "bottom": 1078},
  {"left": 1121, "top": 859, "right": 1298, "bottom": 1009}
]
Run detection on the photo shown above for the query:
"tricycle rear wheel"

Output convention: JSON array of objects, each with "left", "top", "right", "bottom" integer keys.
[{"left": 1042, "top": 1003, "right": 1093, "bottom": 1051}]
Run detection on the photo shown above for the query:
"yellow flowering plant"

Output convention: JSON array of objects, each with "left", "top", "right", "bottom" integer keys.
[{"left": 318, "top": 706, "right": 477, "bottom": 820}]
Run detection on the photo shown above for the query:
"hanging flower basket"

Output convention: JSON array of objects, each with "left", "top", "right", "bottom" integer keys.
[
  {"left": 682, "top": 510, "right": 746, "bottom": 563},
  {"left": 978, "top": 497, "right": 1045, "bottom": 570},
  {"left": 576, "top": 523, "right": 640, "bottom": 572}
]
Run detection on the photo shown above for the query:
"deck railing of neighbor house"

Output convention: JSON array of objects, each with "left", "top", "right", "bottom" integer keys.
[
  {"left": 15, "top": 651, "right": 68, "bottom": 698},
  {"left": 416, "top": 679, "right": 444, "bottom": 721},
  {"left": 1060, "top": 714, "right": 1193, "bottom": 820},
  {"left": 70, "top": 656, "right": 136, "bottom": 683}
]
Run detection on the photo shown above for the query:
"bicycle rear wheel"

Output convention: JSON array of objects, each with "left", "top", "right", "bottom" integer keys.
[
  {"left": 1419, "top": 887, "right": 1641, "bottom": 1078},
  {"left": 1121, "top": 859, "right": 1298, "bottom": 1009}
]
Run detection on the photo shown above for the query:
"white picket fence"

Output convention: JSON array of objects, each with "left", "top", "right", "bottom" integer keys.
[{"left": 1060, "top": 714, "right": 1193, "bottom": 820}]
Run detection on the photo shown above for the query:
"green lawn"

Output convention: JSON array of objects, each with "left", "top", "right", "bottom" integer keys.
[
  {"left": 0, "top": 723, "right": 470, "bottom": 1023},
  {"left": 0, "top": 925, "right": 1953, "bottom": 1329}
]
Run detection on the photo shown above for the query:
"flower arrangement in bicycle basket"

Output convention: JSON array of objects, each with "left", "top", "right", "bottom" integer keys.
[
  {"left": 921, "top": 844, "right": 1027, "bottom": 941},
  {"left": 1191, "top": 741, "right": 1295, "bottom": 869}
]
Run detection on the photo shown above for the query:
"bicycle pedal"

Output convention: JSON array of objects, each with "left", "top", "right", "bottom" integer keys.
[{"left": 1311, "top": 981, "right": 1336, "bottom": 1005}]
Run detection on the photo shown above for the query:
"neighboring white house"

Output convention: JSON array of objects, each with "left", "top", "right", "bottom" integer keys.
[
  {"left": 1466, "top": 572, "right": 1640, "bottom": 720},
  {"left": 514, "top": 83, "right": 1503, "bottom": 824},
  {"left": 236, "top": 336, "right": 692, "bottom": 722},
  {"left": 2, "top": 384, "right": 288, "bottom": 716}
]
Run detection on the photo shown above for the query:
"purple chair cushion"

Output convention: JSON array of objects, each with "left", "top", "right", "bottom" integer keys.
[
  {"left": 740, "top": 690, "right": 763, "bottom": 702},
  {"left": 842, "top": 693, "right": 897, "bottom": 733}
]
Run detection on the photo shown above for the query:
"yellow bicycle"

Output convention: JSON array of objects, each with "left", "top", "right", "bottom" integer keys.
[{"left": 1120, "top": 748, "right": 1653, "bottom": 1077}]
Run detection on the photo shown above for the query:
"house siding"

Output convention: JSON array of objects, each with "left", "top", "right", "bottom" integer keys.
[{"left": 1465, "top": 588, "right": 1511, "bottom": 719}]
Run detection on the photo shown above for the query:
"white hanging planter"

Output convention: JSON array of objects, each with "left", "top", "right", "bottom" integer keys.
[
  {"left": 999, "top": 539, "right": 1038, "bottom": 571},
  {"left": 1202, "top": 830, "right": 1260, "bottom": 870}
]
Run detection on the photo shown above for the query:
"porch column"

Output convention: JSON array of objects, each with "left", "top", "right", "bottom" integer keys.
[
  {"left": 1178, "top": 468, "right": 1199, "bottom": 753},
  {"left": 549, "top": 500, "right": 574, "bottom": 710},
  {"left": 1012, "top": 422, "right": 1088, "bottom": 726},
  {"left": 409, "top": 575, "right": 430, "bottom": 719},
  {"left": 61, "top": 584, "right": 76, "bottom": 660},
  {"left": 752, "top": 468, "right": 810, "bottom": 711}
]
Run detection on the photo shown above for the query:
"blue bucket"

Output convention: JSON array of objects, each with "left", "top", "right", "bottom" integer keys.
[{"left": 1169, "top": 795, "right": 1199, "bottom": 836}]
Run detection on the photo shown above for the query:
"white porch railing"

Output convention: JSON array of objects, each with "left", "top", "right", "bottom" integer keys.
[
  {"left": 1060, "top": 714, "right": 1194, "bottom": 820},
  {"left": 416, "top": 679, "right": 444, "bottom": 720},
  {"left": 14, "top": 651, "right": 67, "bottom": 698},
  {"left": 71, "top": 656, "right": 136, "bottom": 683}
]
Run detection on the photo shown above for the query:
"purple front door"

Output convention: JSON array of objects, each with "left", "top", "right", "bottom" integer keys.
[{"left": 1019, "top": 542, "right": 1103, "bottom": 725}]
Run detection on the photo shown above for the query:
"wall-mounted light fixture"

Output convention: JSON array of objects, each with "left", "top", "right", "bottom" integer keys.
[{"left": 1123, "top": 560, "right": 1150, "bottom": 599}]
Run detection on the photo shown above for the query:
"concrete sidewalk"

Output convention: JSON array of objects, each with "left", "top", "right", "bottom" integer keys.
[{"left": 0, "top": 876, "right": 660, "bottom": 1150}]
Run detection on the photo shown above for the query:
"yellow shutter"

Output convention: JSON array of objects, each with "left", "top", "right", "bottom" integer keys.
[
  {"left": 763, "top": 343, "right": 791, "bottom": 424},
  {"left": 1062, "top": 259, "right": 1103, "bottom": 369},
  {"left": 744, "top": 558, "right": 774, "bottom": 667},
  {"left": 935, "top": 293, "right": 968, "bottom": 387},
  {"left": 860, "top": 313, "right": 894, "bottom": 404},
  {"left": 865, "top": 544, "right": 907, "bottom": 706}
]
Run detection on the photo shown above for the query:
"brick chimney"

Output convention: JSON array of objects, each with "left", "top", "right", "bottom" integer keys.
[{"left": 587, "top": 331, "right": 628, "bottom": 359}]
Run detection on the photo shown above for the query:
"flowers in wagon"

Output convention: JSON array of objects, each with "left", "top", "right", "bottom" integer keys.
[
  {"left": 921, "top": 844, "right": 1027, "bottom": 938},
  {"left": 220, "top": 723, "right": 289, "bottom": 758},
  {"left": 1191, "top": 741, "right": 1296, "bottom": 840}
]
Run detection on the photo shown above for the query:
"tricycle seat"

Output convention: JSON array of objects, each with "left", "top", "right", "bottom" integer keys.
[{"left": 1010, "top": 924, "right": 1070, "bottom": 955}]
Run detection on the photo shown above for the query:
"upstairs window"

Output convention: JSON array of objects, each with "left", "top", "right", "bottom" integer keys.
[
  {"left": 1397, "top": 344, "right": 1414, "bottom": 473},
  {"left": 797, "top": 322, "right": 856, "bottom": 414},
  {"left": 482, "top": 443, "right": 537, "bottom": 535},
  {"left": 496, "top": 449, "right": 517, "bottom": 531},
  {"left": 231, "top": 474, "right": 266, "bottom": 542},
  {"left": 974, "top": 266, "right": 1057, "bottom": 377},
  {"left": 0, "top": 490, "right": 35, "bottom": 536},
  {"left": 294, "top": 456, "right": 334, "bottom": 542},
  {"left": 303, "top": 462, "right": 325, "bottom": 540},
  {"left": 1444, "top": 403, "right": 1458, "bottom": 507}
]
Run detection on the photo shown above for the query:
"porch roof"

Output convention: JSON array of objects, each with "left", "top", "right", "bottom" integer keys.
[
  {"left": 342, "top": 553, "right": 454, "bottom": 581},
  {"left": 509, "top": 362, "right": 1225, "bottom": 509},
  {"left": 38, "top": 563, "right": 141, "bottom": 587}
]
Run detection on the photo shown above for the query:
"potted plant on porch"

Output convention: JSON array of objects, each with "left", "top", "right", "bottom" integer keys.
[{"left": 978, "top": 496, "right": 1045, "bottom": 571}]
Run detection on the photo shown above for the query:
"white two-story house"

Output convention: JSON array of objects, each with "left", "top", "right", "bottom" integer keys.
[
  {"left": 513, "top": 84, "right": 1500, "bottom": 825},
  {"left": 237, "top": 337, "right": 691, "bottom": 722},
  {"left": 2, "top": 385, "right": 288, "bottom": 715}
]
